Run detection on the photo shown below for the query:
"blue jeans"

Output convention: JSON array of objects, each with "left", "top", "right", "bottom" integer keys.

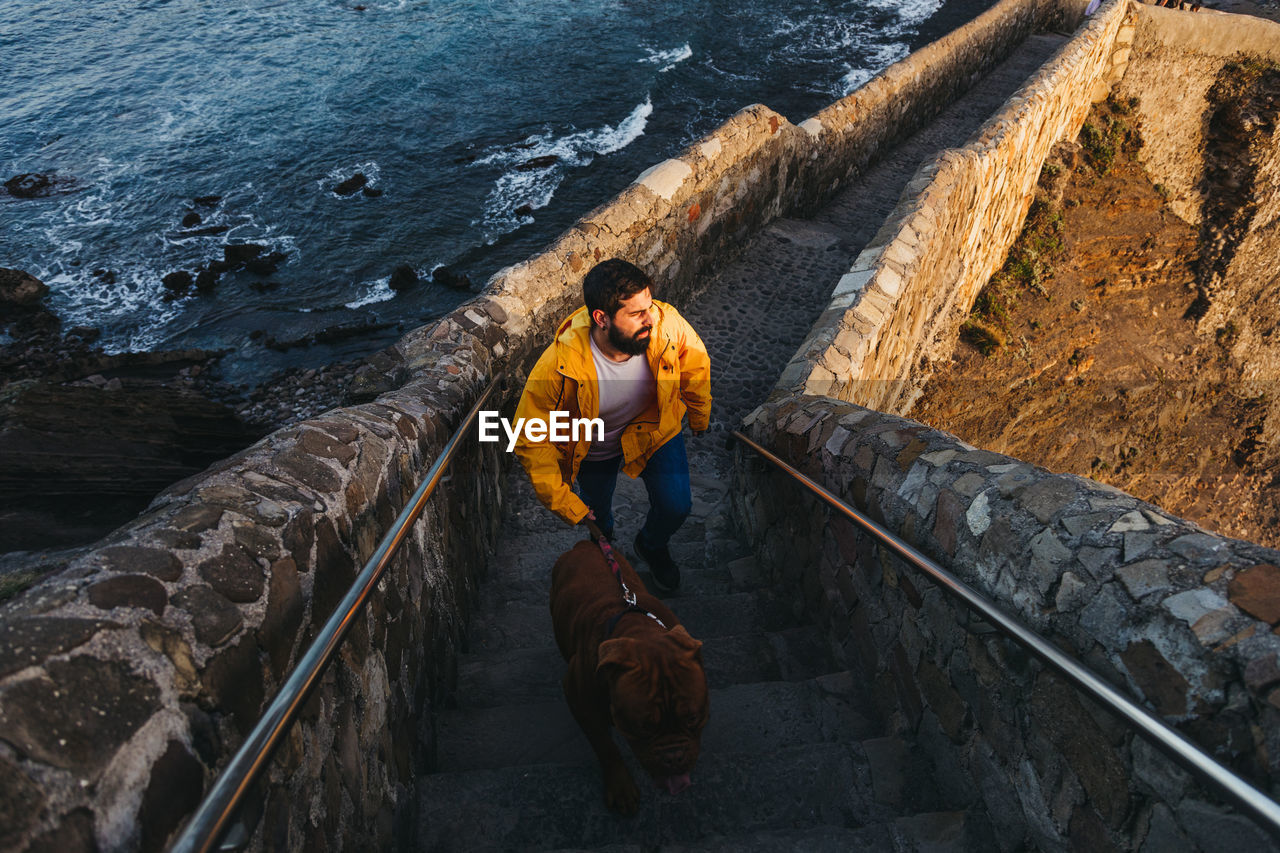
[{"left": 575, "top": 433, "right": 692, "bottom": 551}]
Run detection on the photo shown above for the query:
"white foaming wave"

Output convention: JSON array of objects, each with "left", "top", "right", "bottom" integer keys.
[
  {"left": 343, "top": 261, "right": 443, "bottom": 309},
  {"left": 480, "top": 167, "right": 557, "bottom": 241},
  {"left": 866, "top": 0, "right": 945, "bottom": 28},
  {"left": 472, "top": 98, "right": 652, "bottom": 241},
  {"left": 319, "top": 160, "right": 382, "bottom": 197},
  {"left": 839, "top": 42, "right": 911, "bottom": 95},
  {"left": 351, "top": 0, "right": 409, "bottom": 10},
  {"left": 344, "top": 275, "right": 395, "bottom": 309},
  {"left": 593, "top": 98, "right": 652, "bottom": 155},
  {"left": 26, "top": 172, "right": 301, "bottom": 353},
  {"left": 639, "top": 44, "right": 692, "bottom": 73},
  {"left": 700, "top": 57, "right": 756, "bottom": 84},
  {"left": 41, "top": 265, "right": 184, "bottom": 354},
  {"left": 475, "top": 98, "right": 652, "bottom": 169},
  {"left": 769, "top": 13, "right": 867, "bottom": 54}
]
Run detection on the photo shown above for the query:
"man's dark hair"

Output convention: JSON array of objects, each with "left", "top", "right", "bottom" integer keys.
[{"left": 583, "top": 259, "right": 653, "bottom": 320}]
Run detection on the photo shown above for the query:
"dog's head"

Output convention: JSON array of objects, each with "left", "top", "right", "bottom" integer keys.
[{"left": 597, "top": 624, "right": 709, "bottom": 794}]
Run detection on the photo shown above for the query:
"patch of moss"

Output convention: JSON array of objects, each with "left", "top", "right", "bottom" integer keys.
[
  {"left": 966, "top": 191, "right": 1066, "bottom": 354},
  {"left": 960, "top": 318, "right": 1008, "bottom": 356},
  {"left": 0, "top": 570, "right": 44, "bottom": 603},
  {"left": 1079, "top": 96, "right": 1143, "bottom": 176}
]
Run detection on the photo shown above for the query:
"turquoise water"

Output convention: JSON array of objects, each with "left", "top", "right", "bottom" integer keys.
[{"left": 0, "top": 0, "right": 989, "bottom": 384}]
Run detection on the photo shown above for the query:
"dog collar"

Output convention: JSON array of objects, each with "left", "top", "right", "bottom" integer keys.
[{"left": 603, "top": 605, "right": 668, "bottom": 639}]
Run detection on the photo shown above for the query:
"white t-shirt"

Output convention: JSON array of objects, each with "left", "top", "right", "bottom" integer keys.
[{"left": 585, "top": 334, "right": 656, "bottom": 461}]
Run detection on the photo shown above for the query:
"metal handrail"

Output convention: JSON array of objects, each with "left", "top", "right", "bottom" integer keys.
[
  {"left": 171, "top": 377, "right": 499, "bottom": 853},
  {"left": 731, "top": 429, "right": 1280, "bottom": 837}
]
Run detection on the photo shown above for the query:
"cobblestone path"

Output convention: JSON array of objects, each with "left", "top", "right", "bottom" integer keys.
[{"left": 415, "top": 33, "right": 1067, "bottom": 851}]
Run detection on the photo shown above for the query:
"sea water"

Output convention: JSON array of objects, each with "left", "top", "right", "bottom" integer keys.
[{"left": 0, "top": 0, "right": 990, "bottom": 385}]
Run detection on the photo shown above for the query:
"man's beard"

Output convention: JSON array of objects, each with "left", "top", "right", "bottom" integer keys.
[{"left": 608, "top": 322, "right": 651, "bottom": 357}]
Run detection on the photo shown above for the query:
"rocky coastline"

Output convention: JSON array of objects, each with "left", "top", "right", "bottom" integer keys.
[{"left": 0, "top": 266, "right": 386, "bottom": 581}]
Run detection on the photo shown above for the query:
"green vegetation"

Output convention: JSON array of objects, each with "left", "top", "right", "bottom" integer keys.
[
  {"left": 960, "top": 317, "right": 1008, "bottom": 356},
  {"left": 1078, "top": 96, "right": 1141, "bottom": 176},
  {"left": 0, "top": 570, "right": 44, "bottom": 603},
  {"left": 1222, "top": 55, "right": 1280, "bottom": 88},
  {"left": 963, "top": 95, "right": 1150, "bottom": 357},
  {"left": 966, "top": 191, "right": 1066, "bottom": 354}
]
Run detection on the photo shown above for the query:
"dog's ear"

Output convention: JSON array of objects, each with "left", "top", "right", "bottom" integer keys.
[
  {"left": 667, "top": 625, "right": 703, "bottom": 654},
  {"left": 596, "top": 637, "right": 639, "bottom": 678}
]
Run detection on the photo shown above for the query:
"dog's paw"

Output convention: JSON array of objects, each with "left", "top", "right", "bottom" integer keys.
[{"left": 603, "top": 764, "right": 640, "bottom": 816}]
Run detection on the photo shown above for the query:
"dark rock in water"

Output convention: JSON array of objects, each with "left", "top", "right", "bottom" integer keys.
[
  {"left": 516, "top": 155, "right": 559, "bottom": 171},
  {"left": 182, "top": 211, "right": 203, "bottom": 227},
  {"left": 0, "top": 269, "right": 49, "bottom": 316},
  {"left": 194, "top": 268, "right": 220, "bottom": 293},
  {"left": 333, "top": 173, "right": 368, "bottom": 196},
  {"left": 193, "top": 195, "right": 222, "bottom": 207},
  {"left": 244, "top": 251, "right": 288, "bottom": 277},
  {"left": 0, "top": 379, "right": 261, "bottom": 552},
  {"left": 265, "top": 319, "right": 398, "bottom": 352},
  {"left": 362, "top": 186, "right": 383, "bottom": 198},
  {"left": 5, "top": 173, "right": 51, "bottom": 197},
  {"left": 249, "top": 281, "right": 279, "bottom": 294},
  {"left": 313, "top": 320, "right": 399, "bottom": 345},
  {"left": 162, "top": 271, "right": 193, "bottom": 293},
  {"left": 65, "top": 326, "right": 100, "bottom": 344},
  {"left": 186, "top": 245, "right": 277, "bottom": 294},
  {"left": 223, "top": 243, "right": 266, "bottom": 266},
  {"left": 91, "top": 268, "right": 117, "bottom": 285},
  {"left": 2, "top": 341, "right": 224, "bottom": 391},
  {"left": 432, "top": 265, "right": 472, "bottom": 290},
  {"left": 389, "top": 264, "right": 418, "bottom": 292},
  {"left": 4, "top": 172, "right": 78, "bottom": 199},
  {"left": 514, "top": 203, "right": 534, "bottom": 216}
]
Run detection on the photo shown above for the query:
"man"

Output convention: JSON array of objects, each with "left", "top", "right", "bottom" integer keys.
[{"left": 514, "top": 258, "right": 712, "bottom": 593}]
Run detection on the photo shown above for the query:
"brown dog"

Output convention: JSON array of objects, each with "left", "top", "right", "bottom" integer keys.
[{"left": 550, "top": 539, "right": 710, "bottom": 815}]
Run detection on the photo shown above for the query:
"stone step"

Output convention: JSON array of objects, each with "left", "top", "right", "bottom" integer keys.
[
  {"left": 546, "top": 824, "right": 899, "bottom": 851},
  {"left": 476, "top": 540, "right": 740, "bottom": 610},
  {"left": 466, "top": 588, "right": 802, "bottom": 656},
  {"left": 544, "top": 811, "right": 972, "bottom": 851},
  {"left": 436, "top": 671, "right": 880, "bottom": 773},
  {"left": 452, "top": 625, "right": 839, "bottom": 709},
  {"left": 413, "top": 741, "right": 883, "bottom": 852}
]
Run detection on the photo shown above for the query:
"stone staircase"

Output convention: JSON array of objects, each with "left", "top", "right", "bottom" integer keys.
[
  {"left": 412, "top": 32, "right": 1071, "bottom": 851},
  {"left": 415, "top": 468, "right": 974, "bottom": 851}
]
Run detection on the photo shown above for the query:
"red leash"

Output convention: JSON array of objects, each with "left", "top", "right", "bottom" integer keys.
[
  {"left": 584, "top": 519, "right": 637, "bottom": 606},
  {"left": 584, "top": 519, "right": 668, "bottom": 636}
]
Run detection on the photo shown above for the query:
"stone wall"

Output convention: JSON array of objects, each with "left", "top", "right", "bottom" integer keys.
[
  {"left": 1115, "top": 5, "right": 1280, "bottom": 230},
  {"left": 0, "top": 0, "right": 1087, "bottom": 846},
  {"left": 734, "top": 394, "right": 1280, "bottom": 850},
  {"left": 729, "top": 1, "right": 1280, "bottom": 848},
  {"left": 792, "top": 0, "right": 1080, "bottom": 216},
  {"left": 1115, "top": 7, "right": 1280, "bottom": 469},
  {"left": 777, "top": 0, "right": 1134, "bottom": 417},
  {"left": 0, "top": 317, "right": 506, "bottom": 852}
]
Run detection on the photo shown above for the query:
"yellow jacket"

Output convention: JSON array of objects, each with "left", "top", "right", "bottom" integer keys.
[{"left": 514, "top": 300, "right": 712, "bottom": 524}]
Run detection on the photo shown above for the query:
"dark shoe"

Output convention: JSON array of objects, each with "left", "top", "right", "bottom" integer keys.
[{"left": 634, "top": 533, "right": 680, "bottom": 594}]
